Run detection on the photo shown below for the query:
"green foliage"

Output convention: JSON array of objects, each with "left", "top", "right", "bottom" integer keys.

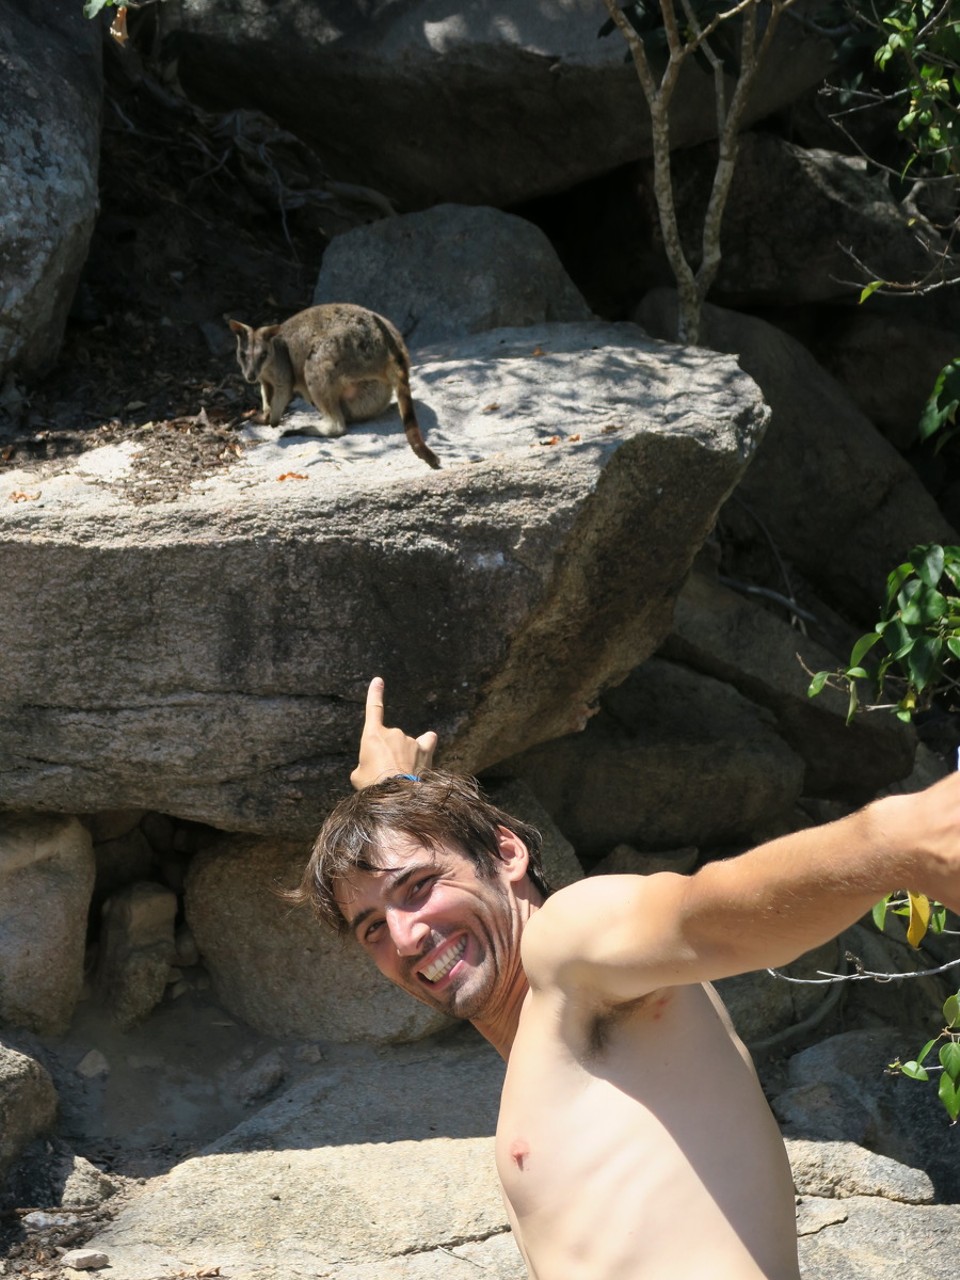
[
  {"left": 918, "top": 357, "right": 960, "bottom": 450},
  {"left": 873, "top": 0, "right": 960, "bottom": 176},
  {"left": 83, "top": 0, "right": 123, "bottom": 16},
  {"left": 813, "top": 553, "right": 960, "bottom": 1121},
  {"left": 889, "top": 990, "right": 960, "bottom": 1121},
  {"left": 809, "top": 543, "right": 960, "bottom": 722}
]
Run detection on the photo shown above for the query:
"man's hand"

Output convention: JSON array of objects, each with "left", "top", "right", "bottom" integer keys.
[{"left": 350, "top": 676, "right": 438, "bottom": 790}]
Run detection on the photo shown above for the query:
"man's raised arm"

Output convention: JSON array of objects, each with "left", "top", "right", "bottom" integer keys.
[
  {"left": 522, "top": 771, "right": 960, "bottom": 1001},
  {"left": 349, "top": 675, "right": 438, "bottom": 790}
]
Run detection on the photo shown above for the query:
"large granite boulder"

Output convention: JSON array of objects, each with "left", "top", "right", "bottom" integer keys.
[
  {"left": 636, "top": 291, "right": 957, "bottom": 623},
  {"left": 0, "top": 320, "right": 768, "bottom": 838},
  {"left": 502, "top": 657, "right": 806, "bottom": 857},
  {"left": 79, "top": 1036, "right": 524, "bottom": 1279},
  {"left": 669, "top": 133, "right": 958, "bottom": 309},
  {"left": 0, "top": 0, "right": 101, "bottom": 382},
  {"left": 151, "top": 0, "right": 834, "bottom": 209},
  {"left": 314, "top": 204, "right": 593, "bottom": 349},
  {"left": 662, "top": 569, "right": 916, "bottom": 801},
  {"left": 185, "top": 833, "right": 451, "bottom": 1042},
  {"left": 0, "top": 1042, "right": 58, "bottom": 1187},
  {"left": 0, "top": 814, "right": 95, "bottom": 1035}
]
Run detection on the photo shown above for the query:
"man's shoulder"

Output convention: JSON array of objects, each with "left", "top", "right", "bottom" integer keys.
[{"left": 521, "top": 873, "right": 674, "bottom": 992}]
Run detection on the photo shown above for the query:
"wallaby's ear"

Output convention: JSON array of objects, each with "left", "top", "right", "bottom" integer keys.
[
  {"left": 260, "top": 324, "right": 281, "bottom": 339},
  {"left": 225, "top": 317, "right": 248, "bottom": 334}
]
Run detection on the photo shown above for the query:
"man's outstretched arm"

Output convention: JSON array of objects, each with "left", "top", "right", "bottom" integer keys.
[
  {"left": 522, "top": 771, "right": 960, "bottom": 1001},
  {"left": 349, "top": 675, "right": 438, "bottom": 790}
]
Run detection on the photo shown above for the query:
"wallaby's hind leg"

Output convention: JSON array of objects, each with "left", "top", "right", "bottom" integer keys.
[
  {"left": 301, "top": 362, "right": 348, "bottom": 438},
  {"left": 343, "top": 378, "right": 392, "bottom": 423}
]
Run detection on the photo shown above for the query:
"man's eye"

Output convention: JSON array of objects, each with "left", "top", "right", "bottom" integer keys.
[
  {"left": 363, "top": 920, "right": 384, "bottom": 943},
  {"left": 411, "top": 876, "right": 435, "bottom": 898}
]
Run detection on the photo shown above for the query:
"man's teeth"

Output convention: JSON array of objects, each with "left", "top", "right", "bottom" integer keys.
[{"left": 422, "top": 937, "right": 466, "bottom": 983}]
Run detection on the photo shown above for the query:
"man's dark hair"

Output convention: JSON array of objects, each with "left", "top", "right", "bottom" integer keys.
[{"left": 291, "top": 770, "right": 552, "bottom": 935}]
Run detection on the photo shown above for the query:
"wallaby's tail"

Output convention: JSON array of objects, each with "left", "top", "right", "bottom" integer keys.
[
  {"left": 372, "top": 314, "right": 441, "bottom": 470},
  {"left": 396, "top": 367, "right": 441, "bottom": 470}
]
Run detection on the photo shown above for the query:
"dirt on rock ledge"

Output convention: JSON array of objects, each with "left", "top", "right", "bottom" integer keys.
[{"left": 0, "top": 35, "right": 388, "bottom": 508}]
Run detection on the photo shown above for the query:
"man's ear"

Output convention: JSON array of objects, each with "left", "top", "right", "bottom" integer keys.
[{"left": 495, "top": 826, "right": 530, "bottom": 883}]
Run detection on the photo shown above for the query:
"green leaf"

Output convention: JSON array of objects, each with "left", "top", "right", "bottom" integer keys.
[
  {"left": 946, "top": 636, "right": 960, "bottom": 660},
  {"left": 939, "top": 1040, "right": 960, "bottom": 1081},
  {"left": 872, "top": 896, "right": 890, "bottom": 932},
  {"left": 915, "top": 1037, "right": 938, "bottom": 1066},
  {"left": 860, "top": 280, "right": 884, "bottom": 303},
  {"left": 919, "top": 360, "right": 960, "bottom": 442},
  {"left": 905, "top": 635, "right": 943, "bottom": 692},
  {"left": 900, "top": 1060, "right": 930, "bottom": 1081},
  {"left": 899, "top": 584, "right": 946, "bottom": 627},
  {"left": 850, "top": 632, "right": 882, "bottom": 666},
  {"left": 938, "top": 1071, "right": 960, "bottom": 1121},
  {"left": 807, "top": 671, "right": 830, "bottom": 697},
  {"left": 911, "top": 544, "right": 945, "bottom": 589},
  {"left": 944, "top": 992, "right": 960, "bottom": 1029},
  {"left": 884, "top": 618, "right": 916, "bottom": 661},
  {"left": 885, "top": 561, "right": 915, "bottom": 605},
  {"left": 83, "top": 0, "right": 117, "bottom": 15}
]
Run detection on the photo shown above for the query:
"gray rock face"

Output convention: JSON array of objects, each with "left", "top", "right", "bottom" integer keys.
[
  {"left": 186, "top": 833, "right": 451, "bottom": 1041},
  {"left": 154, "top": 0, "right": 833, "bottom": 209},
  {"left": 82, "top": 1037, "right": 523, "bottom": 1279},
  {"left": 636, "top": 291, "right": 957, "bottom": 622},
  {"left": 0, "top": 1043, "right": 57, "bottom": 1183},
  {"left": 797, "top": 1196, "right": 960, "bottom": 1279},
  {"left": 0, "top": 0, "right": 101, "bottom": 380},
  {"left": 97, "top": 882, "right": 178, "bottom": 1029},
  {"left": 502, "top": 656, "right": 805, "bottom": 856},
  {"left": 0, "top": 322, "right": 767, "bottom": 837},
  {"left": 671, "top": 134, "right": 955, "bottom": 307},
  {"left": 663, "top": 569, "right": 915, "bottom": 800},
  {"left": 0, "top": 814, "right": 95, "bottom": 1034},
  {"left": 778, "top": 1029, "right": 960, "bottom": 1204},
  {"left": 315, "top": 204, "right": 593, "bottom": 348}
]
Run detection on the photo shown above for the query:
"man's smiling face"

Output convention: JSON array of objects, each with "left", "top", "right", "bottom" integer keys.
[{"left": 334, "top": 832, "right": 527, "bottom": 1023}]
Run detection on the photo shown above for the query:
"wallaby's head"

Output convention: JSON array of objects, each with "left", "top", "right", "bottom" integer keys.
[{"left": 226, "top": 317, "right": 281, "bottom": 384}]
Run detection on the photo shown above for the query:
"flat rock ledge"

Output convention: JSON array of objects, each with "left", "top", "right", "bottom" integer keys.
[
  {"left": 72, "top": 1036, "right": 960, "bottom": 1280},
  {"left": 1, "top": 321, "right": 768, "bottom": 837}
]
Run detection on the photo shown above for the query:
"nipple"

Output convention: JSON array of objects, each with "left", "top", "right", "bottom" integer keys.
[{"left": 510, "top": 1139, "right": 530, "bottom": 1172}]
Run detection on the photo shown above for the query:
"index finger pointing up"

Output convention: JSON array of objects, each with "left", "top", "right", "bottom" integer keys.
[{"left": 363, "top": 675, "right": 386, "bottom": 728}]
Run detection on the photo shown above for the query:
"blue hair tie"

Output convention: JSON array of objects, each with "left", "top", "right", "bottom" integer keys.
[{"left": 397, "top": 773, "right": 420, "bottom": 782}]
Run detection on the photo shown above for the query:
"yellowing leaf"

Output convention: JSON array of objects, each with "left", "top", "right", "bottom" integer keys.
[
  {"left": 906, "top": 890, "right": 931, "bottom": 947},
  {"left": 109, "top": 6, "right": 129, "bottom": 43}
]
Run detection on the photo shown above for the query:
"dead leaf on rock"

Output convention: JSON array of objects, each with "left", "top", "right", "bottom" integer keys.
[
  {"left": 537, "top": 436, "right": 561, "bottom": 447},
  {"left": 569, "top": 433, "right": 581, "bottom": 442},
  {"left": 532, "top": 346, "right": 546, "bottom": 356},
  {"left": 277, "top": 471, "right": 307, "bottom": 481},
  {"left": 10, "top": 490, "right": 40, "bottom": 502},
  {"left": 482, "top": 402, "right": 501, "bottom": 413},
  {"left": 601, "top": 423, "right": 623, "bottom": 434}
]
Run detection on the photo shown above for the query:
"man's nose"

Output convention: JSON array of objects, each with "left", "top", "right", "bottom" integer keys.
[{"left": 386, "top": 908, "right": 429, "bottom": 956}]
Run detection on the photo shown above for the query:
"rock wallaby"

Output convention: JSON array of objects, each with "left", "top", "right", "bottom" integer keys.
[{"left": 226, "top": 303, "right": 440, "bottom": 470}]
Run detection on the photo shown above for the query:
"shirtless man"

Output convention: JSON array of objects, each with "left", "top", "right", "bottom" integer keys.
[{"left": 294, "top": 676, "right": 960, "bottom": 1280}]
